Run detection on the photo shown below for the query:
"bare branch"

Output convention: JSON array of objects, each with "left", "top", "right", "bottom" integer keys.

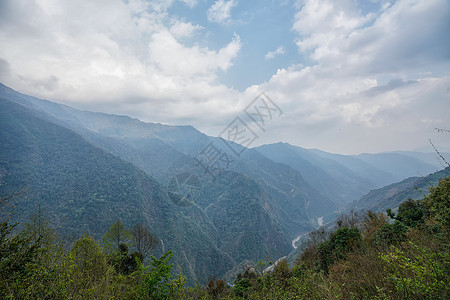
[{"left": 429, "top": 139, "right": 450, "bottom": 168}]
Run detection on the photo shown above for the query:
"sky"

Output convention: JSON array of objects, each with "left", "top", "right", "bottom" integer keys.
[{"left": 0, "top": 0, "right": 449, "bottom": 154}]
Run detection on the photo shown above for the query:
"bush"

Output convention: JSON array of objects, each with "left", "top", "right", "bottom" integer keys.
[
  {"left": 317, "top": 227, "right": 362, "bottom": 274},
  {"left": 375, "top": 221, "right": 408, "bottom": 246}
]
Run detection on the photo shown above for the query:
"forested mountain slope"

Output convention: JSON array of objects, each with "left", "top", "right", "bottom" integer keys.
[{"left": 0, "top": 94, "right": 293, "bottom": 283}]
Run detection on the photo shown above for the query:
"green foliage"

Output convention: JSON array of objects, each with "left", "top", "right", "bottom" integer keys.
[
  {"left": 317, "top": 227, "right": 362, "bottom": 273},
  {"left": 254, "top": 259, "right": 267, "bottom": 276},
  {"left": 102, "top": 219, "right": 133, "bottom": 253},
  {"left": 138, "top": 250, "right": 178, "bottom": 299},
  {"left": 233, "top": 277, "right": 252, "bottom": 298},
  {"left": 374, "top": 221, "right": 409, "bottom": 246},
  {"left": 69, "top": 235, "right": 113, "bottom": 296},
  {"left": 1, "top": 176, "right": 449, "bottom": 299},
  {"left": 396, "top": 199, "right": 426, "bottom": 228},
  {"left": 380, "top": 242, "right": 449, "bottom": 299},
  {"left": 0, "top": 219, "right": 41, "bottom": 298},
  {"left": 207, "top": 279, "right": 230, "bottom": 299},
  {"left": 423, "top": 177, "right": 450, "bottom": 230},
  {"left": 111, "top": 242, "right": 143, "bottom": 275}
]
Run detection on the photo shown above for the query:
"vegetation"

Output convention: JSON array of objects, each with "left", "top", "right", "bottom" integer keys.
[
  {"left": 1, "top": 86, "right": 449, "bottom": 297},
  {"left": 1, "top": 177, "right": 448, "bottom": 299},
  {"left": 0, "top": 204, "right": 186, "bottom": 299}
]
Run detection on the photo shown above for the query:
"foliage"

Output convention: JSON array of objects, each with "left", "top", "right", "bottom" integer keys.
[
  {"left": 317, "top": 227, "right": 362, "bottom": 273},
  {"left": 380, "top": 242, "right": 449, "bottom": 299},
  {"left": 101, "top": 219, "right": 133, "bottom": 253},
  {"left": 395, "top": 199, "right": 426, "bottom": 228},
  {"left": 423, "top": 177, "right": 450, "bottom": 230},
  {"left": 374, "top": 221, "right": 408, "bottom": 246},
  {"left": 1, "top": 178, "right": 449, "bottom": 299},
  {"left": 136, "top": 250, "right": 188, "bottom": 299}
]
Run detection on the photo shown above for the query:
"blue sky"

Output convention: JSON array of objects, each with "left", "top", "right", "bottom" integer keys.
[
  {"left": 168, "top": 0, "right": 309, "bottom": 90},
  {"left": 0, "top": 0, "right": 449, "bottom": 154}
]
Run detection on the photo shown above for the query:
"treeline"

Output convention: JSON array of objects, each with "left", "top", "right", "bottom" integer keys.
[
  {"left": 0, "top": 204, "right": 186, "bottom": 299},
  {"left": 1, "top": 177, "right": 449, "bottom": 299}
]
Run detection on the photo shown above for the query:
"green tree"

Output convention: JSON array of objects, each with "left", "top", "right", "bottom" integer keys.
[
  {"left": 318, "top": 227, "right": 362, "bottom": 274},
  {"left": 114, "top": 242, "right": 143, "bottom": 275},
  {"left": 396, "top": 199, "right": 426, "bottom": 228},
  {"left": 374, "top": 221, "right": 408, "bottom": 246},
  {"left": 68, "top": 235, "right": 113, "bottom": 297},
  {"left": 423, "top": 176, "right": 450, "bottom": 229},
  {"left": 102, "top": 219, "right": 132, "bottom": 253},
  {"left": 0, "top": 219, "right": 41, "bottom": 298},
  {"left": 255, "top": 259, "right": 267, "bottom": 276},
  {"left": 139, "top": 250, "right": 184, "bottom": 299}
]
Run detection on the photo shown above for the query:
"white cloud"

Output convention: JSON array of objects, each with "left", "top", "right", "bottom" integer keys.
[
  {"left": 292, "top": 0, "right": 450, "bottom": 74},
  {"left": 170, "top": 21, "right": 203, "bottom": 39},
  {"left": 245, "top": 0, "right": 450, "bottom": 153},
  {"left": 148, "top": 31, "right": 241, "bottom": 79},
  {"left": 0, "top": 0, "right": 242, "bottom": 128},
  {"left": 292, "top": 0, "right": 373, "bottom": 62},
  {"left": 265, "top": 46, "right": 285, "bottom": 60},
  {"left": 0, "top": 0, "right": 448, "bottom": 154},
  {"left": 207, "top": 0, "right": 238, "bottom": 25},
  {"left": 179, "top": 0, "right": 198, "bottom": 8}
]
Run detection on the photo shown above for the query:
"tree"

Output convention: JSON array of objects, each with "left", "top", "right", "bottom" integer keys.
[
  {"left": 102, "top": 219, "right": 132, "bottom": 253},
  {"left": 114, "top": 242, "right": 143, "bottom": 275},
  {"left": 423, "top": 177, "right": 450, "bottom": 229},
  {"left": 318, "top": 227, "right": 362, "bottom": 274},
  {"left": 396, "top": 199, "right": 425, "bottom": 228},
  {"left": 139, "top": 250, "right": 179, "bottom": 299},
  {"left": 131, "top": 222, "right": 158, "bottom": 258},
  {"left": 255, "top": 259, "right": 267, "bottom": 276},
  {"left": 68, "top": 235, "right": 113, "bottom": 298},
  {"left": 374, "top": 221, "right": 408, "bottom": 246}
]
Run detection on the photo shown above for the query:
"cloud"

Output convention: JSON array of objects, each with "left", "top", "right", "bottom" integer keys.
[
  {"left": 207, "top": 0, "right": 238, "bottom": 25},
  {"left": 0, "top": 0, "right": 448, "bottom": 154},
  {"left": 265, "top": 46, "right": 285, "bottom": 60},
  {"left": 364, "top": 79, "right": 418, "bottom": 97},
  {"left": 245, "top": 0, "right": 450, "bottom": 153},
  {"left": 0, "top": 58, "right": 11, "bottom": 78},
  {"left": 0, "top": 0, "right": 242, "bottom": 126},
  {"left": 148, "top": 31, "right": 241, "bottom": 79},
  {"left": 179, "top": 0, "right": 198, "bottom": 8},
  {"left": 292, "top": 0, "right": 450, "bottom": 74},
  {"left": 170, "top": 21, "right": 203, "bottom": 39}
]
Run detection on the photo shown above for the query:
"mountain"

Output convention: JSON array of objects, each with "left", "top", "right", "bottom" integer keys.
[
  {"left": 3, "top": 83, "right": 447, "bottom": 284},
  {"left": 0, "top": 95, "right": 244, "bottom": 283},
  {"left": 352, "top": 167, "right": 450, "bottom": 213},
  {"left": 0, "top": 84, "right": 330, "bottom": 238},
  {"left": 0, "top": 88, "right": 293, "bottom": 283},
  {"left": 354, "top": 152, "right": 440, "bottom": 181},
  {"left": 255, "top": 142, "right": 446, "bottom": 206}
]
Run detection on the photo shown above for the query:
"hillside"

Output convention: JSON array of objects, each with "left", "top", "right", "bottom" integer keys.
[
  {"left": 0, "top": 84, "right": 327, "bottom": 238},
  {"left": 2, "top": 83, "right": 448, "bottom": 286},
  {"left": 0, "top": 96, "right": 244, "bottom": 282},
  {"left": 0, "top": 85, "right": 302, "bottom": 283},
  {"left": 256, "top": 142, "right": 446, "bottom": 205},
  {"left": 353, "top": 167, "right": 450, "bottom": 213}
]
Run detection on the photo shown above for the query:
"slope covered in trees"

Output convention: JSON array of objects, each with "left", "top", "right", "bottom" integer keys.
[
  {"left": 0, "top": 83, "right": 327, "bottom": 240},
  {"left": 2, "top": 176, "right": 448, "bottom": 299},
  {"left": 0, "top": 88, "right": 298, "bottom": 283},
  {"left": 353, "top": 167, "right": 450, "bottom": 213},
  {"left": 0, "top": 96, "right": 240, "bottom": 283},
  {"left": 2, "top": 83, "right": 449, "bottom": 290},
  {"left": 256, "top": 142, "right": 444, "bottom": 206}
]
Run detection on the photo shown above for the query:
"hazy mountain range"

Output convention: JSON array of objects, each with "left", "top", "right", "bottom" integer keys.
[{"left": 1, "top": 83, "right": 448, "bottom": 283}]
